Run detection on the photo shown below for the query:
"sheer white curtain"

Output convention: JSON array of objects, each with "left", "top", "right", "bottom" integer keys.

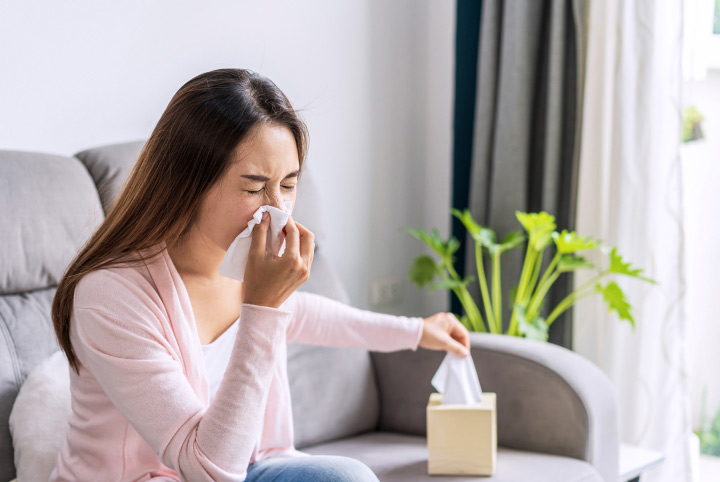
[{"left": 573, "top": 0, "right": 692, "bottom": 481}]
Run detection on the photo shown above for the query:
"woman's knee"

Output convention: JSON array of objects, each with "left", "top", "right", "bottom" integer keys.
[{"left": 302, "top": 455, "right": 380, "bottom": 482}]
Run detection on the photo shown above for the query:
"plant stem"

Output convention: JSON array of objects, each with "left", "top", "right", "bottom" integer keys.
[
  {"left": 459, "top": 286, "right": 486, "bottom": 332},
  {"left": 508, "top": 243, "right": 536, "bottom": 336},
  {"left": 523, "top": 250, "right": 545, "bottom": 307},
  {"left": 444, "top": 257, "right": 486, "bottom": 332},
  {"left": 515, "top": 242, "right": 536, "bottom": 304},
  {"left": 527, "top": 271, "right": 560, "bottom": 321},
  {"left": 492, "top": 251, "right": 502, "bottom": 333},
  {"left": 475, "top": 244, "right": 497, "bottom": 333},
  {"left": 526, "top": 252, "right": 561, "bottom": 319},
  {"left": 545, "top": 288, "right": 595, "bottom": 327},
  {"left": 539, "top": 270, "right": 609, "bottom": 327},
  {"left": 573, "top": 273, "right": 606, "bottom": 295},
  {"left": 444, "top": 257, "right": 461, "bottom": 280}
]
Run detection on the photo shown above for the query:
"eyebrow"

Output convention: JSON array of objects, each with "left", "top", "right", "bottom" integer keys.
[{"left": 241, "top": 171, "right": 299, "bottom": 182}]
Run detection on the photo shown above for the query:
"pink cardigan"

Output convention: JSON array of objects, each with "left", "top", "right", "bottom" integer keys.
[{"left": 49, "top": 241, "right": 424, "bottom": 481}]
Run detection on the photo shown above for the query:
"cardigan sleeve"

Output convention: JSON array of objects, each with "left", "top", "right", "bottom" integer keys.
[
  {"left": 71, "top": 272, "right": 290, "bottom": 481},
  {"left": 285, "top": 291, "right": 424, "bottom": 352}
]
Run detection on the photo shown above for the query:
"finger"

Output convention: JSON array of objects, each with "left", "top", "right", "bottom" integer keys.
[
  {"left": 293, "top": 220, "right": 314, "bottom": 241},
  {"left": 294, "top": 219, "right": 311, "bottom": 236},
  {"left": 302, "top": 243, "right": 315, "bottom": 278},
  {"left": 294, "top": 220, "right": 315, "bottom": 266},
  {"left": 448, "top": 336, "right": 470, "bottom": 357},
  {"left": 449, "top": 316, "right": 470, "bottom": 350},
  {"left": 249, "top": 212, "right": 270, "bottom": 256},
  {"left": 284, "top": 216, "right": 300, "bottom": 256}
]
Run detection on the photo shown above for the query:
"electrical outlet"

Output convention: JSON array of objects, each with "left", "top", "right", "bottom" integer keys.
[{"left": 370, "top": 276, "right": 403, "bottom": 306}]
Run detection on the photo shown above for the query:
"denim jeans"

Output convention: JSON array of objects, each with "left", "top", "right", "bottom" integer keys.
[{"left": 244, "top": 455, "right": 380, "bottom": 482}]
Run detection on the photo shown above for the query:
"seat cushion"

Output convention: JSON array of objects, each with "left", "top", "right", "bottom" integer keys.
[{"left": 300, "top": 431, "right": 602, "bottom": 482}]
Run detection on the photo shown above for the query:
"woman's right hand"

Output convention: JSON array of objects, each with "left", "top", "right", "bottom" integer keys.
[{"left": 242, "top": 212, "right": 315, "bottom": 309}]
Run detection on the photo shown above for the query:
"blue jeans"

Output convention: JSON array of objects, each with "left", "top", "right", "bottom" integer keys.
[{"left": 244, "top": 455, "right": 380, "bottom": 482}]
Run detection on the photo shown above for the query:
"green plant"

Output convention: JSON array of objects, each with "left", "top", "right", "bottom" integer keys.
[
  {"left": 696, "top": 409, "right": 720, "bottom": 457},
  {"left": 682, "top": 105, "right": 705, "bottom": 143},
  {"left": 405, "top": 210, "right": 657, "bottom": 340},
  {"left": 695, "top": 389, "right": 720, "bottom": 457}
]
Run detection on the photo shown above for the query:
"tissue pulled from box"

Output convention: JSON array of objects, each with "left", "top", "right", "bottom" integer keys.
[
  {"left": 431, "top": 351, "right": 483, "bottom": 405},
  {"left": 218, "top": 201, "right": 293, "bottom": 281}
]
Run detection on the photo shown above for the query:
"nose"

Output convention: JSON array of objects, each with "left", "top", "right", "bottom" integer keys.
[{"left": 264, "top": 190, "right": 283, "bottom": 210}]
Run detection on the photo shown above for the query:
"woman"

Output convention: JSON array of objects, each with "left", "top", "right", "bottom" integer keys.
[{"left": 49, "top": 68, "right": 471, "bottom": 482}]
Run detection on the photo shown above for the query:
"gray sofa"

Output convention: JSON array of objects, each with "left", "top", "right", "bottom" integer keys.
[{"left": 0, "top": 141, "right": 619, "bottom": 482}]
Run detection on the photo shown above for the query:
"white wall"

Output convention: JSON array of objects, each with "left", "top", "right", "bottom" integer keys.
[{"left": 0, "top": 0, "right": 455, "bottom": 318}]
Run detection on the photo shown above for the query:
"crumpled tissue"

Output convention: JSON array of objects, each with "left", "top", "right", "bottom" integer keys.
[
  {"left": 430, "top": 351, "right": 483, "bottom": 405},
  {"left": 218, "top": 201, "right": 293, "bottom": 281}
]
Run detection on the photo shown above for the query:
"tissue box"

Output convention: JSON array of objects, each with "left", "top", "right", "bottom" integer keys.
[{"left": 426, "top": 392, "right": 497, "bottom": 476}]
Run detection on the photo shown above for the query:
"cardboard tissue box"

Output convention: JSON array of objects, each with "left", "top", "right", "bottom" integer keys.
[{"left": 426, "top": 352, "right": 497, "bottom": 476}]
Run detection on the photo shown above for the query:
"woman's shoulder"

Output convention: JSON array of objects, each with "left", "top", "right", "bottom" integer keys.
[{"left": 73, "top": 247, "right": 166, "bottom": 314}]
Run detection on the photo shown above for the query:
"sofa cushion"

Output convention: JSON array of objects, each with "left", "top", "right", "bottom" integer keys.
[
  {"left": 289, "top": 343, "right": 380, "bottom": 449},
  {"left": 0, "top": 150, "right": 104, "bottom": 294},
  {"left": 301, "top": 431, "right": 603, "bottom": 482},
  {"left": 74, "top": 141, "right": 145, "bottom": 215},
  {"left": 0, "top": 288, "right": 60, "bottom": 482},
  {"left": 9, "top": 349, "right": 69, "bottom": 482}
]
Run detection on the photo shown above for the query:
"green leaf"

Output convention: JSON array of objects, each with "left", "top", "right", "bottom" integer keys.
[
  {"left": 557, "top": 255, "right": 596, "bottom": 273},
  {"left": 447, "top": 236, "right": 461, "bottom": 256},
  {"left": 404, "top": 227, "right": 461, "bottom": 261},
  {"left": 552, "top": 230, "right": 598, "bottom": 254},
  {"left": 534, "top": 232, "right": 554, "bottom": 251},
  {"left": 451, "top": 208, "right": 496, "bottom": 247},
  {"left": 608, "top": 248, "right": 657, "bottom": 284},
  {"left": 515, "top": 211, "right": 556, "bottom": 237},
  {"left": 499, "top": 231, "right": 526, "bottom": 252},
  {"left": 515, "top": 211, "right": 556, "bottom": 251},
  {"left": 408, "top": 255, "right": 440, "bottom": 288},
  {"left": 431, "top": 276, "right": 475, "bottom": 292},
  {"left": 596, "top": 281, "right": 635, "bottom": 329},
  {"left": 404, "top": 227, "right": 445, "bottom": 256},
  {"left": 514, "top": 305, "right": 549, "bottom": 341}
]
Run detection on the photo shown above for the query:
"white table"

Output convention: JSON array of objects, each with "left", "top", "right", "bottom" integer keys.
[{"left": 619, "top": 443, "right": 664, "bottom": 481}]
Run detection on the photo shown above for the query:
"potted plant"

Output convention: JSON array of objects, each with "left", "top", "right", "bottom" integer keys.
[{"left": 405, "top": 209, "right": 657, "bottom": 340}]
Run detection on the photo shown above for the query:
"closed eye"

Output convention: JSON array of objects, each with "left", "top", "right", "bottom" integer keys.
[{"left": 245, "top": 185, "right": 296, "bottom": 195}]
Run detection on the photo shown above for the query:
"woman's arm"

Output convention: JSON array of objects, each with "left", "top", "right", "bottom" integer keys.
[
  {"left": 285, "top": 291, "right": 424, "bottom": 352},
  {"left": 71, "top": 273, "right": 289, "bottom": 481}
]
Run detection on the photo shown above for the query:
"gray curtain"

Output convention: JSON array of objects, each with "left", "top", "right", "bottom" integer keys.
[{"left": 464, "top": 0, "right": 589, "bottom": 347}]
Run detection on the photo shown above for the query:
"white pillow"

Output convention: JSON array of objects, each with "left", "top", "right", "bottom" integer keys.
[{"left": 9, "top": 350, "right": 72, "bottom": 482}]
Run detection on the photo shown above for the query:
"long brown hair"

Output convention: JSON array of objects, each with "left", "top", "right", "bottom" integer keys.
[{"left": 53, "top": 68, "right": 309, "bottom": 375}]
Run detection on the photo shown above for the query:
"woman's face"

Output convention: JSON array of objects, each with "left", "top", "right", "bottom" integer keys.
[{"left": 194, "top": 122, "right": 300, "bottom": 251}]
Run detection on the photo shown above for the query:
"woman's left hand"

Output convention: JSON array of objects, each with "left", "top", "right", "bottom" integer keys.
[{"left": 418, "top": 312, "right": 471, "bottom": 357}]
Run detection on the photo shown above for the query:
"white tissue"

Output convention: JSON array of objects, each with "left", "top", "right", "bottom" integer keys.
[
  {"left": 218, "top": 201, "right": 294, "bottom": 281},
  {"left": 431, "top": 351, "right": 483, "bottom": 405}
]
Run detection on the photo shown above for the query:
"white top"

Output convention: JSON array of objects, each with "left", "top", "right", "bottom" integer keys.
[
  {"left": 200, "top": 297, "right": 296, "bottom": 403},
  {"left": 201, "top": 316, "right": 241, "bottom": 403}
]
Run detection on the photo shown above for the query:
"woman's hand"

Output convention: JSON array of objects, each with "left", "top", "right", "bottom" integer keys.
[
  {"left": 243, "top": 212, "right": 315, "bottom": 308},
  {"left": 418, "top": 312, "right": 471, "bottom": 357}
]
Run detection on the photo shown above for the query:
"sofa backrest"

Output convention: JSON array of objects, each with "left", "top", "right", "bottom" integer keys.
[
  {"left": 0, "top": 150, "right": 105, "bottom": 482},
  {"left": 0, "top": 141, "right": 378, "bottom": 479}
]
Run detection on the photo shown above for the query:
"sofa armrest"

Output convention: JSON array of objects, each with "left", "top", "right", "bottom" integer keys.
[{"left": 370, "top": 332, "right": 619, "bottom": 482}]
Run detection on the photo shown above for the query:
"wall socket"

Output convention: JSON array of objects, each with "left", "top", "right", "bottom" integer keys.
[{"left": 370, "top": 276, "right": 403, "bottom": 306}]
